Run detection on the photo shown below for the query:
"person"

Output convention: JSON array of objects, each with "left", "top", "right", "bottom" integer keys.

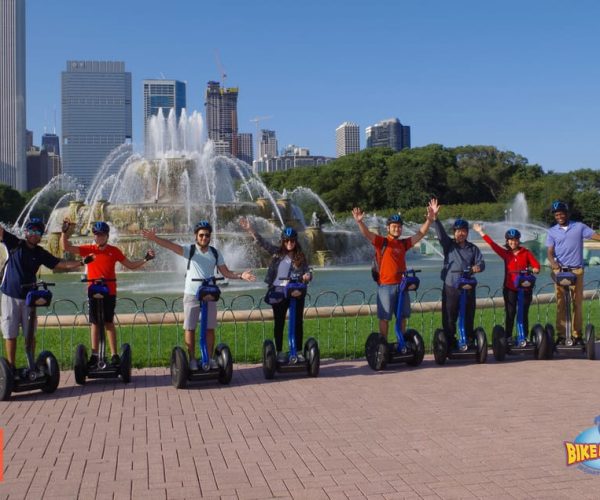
[
  {"left": 61, "top": 220, "right": 155, "bottom": 366},
  {"left": 430, "top": 200, "right": 485, "bottom": 347},
  {"left": 352, "top": 200, "right": 435, "bottom": 338},
  {"left": 240, "top": 219, "right": 312, "bottom": 363},
  {"left": 545, "top": 201, "right": 600, "bottom": 343},
  {"left": 473, "top": 223, "right": 540, "bottom": 343},
  {"left": 142, "top": 221, "right": 255, "bottom": 370},
  {"left": 1, "top": 218, "right": 83, "bottom": 372}
]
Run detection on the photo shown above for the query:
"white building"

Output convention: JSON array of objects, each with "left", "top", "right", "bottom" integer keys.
[{"left": 335, "top": 122, "right": 360, "bottom": 158}]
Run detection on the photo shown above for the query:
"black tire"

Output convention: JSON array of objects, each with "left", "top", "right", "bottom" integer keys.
[
  {"left": 170, "top": 347, "right": 188, "bottom": 389},
  {"left": 492, "top": 325, "right": 507, "bottom": 362},
  {"left": 531, "top": 324, "right": 546, "bottom": 360},
  {"left": 306, "top": 338, "right": 320, "bottom": 377},
  {"left": 405, "top": 329, "right": 425, "bottom": 367},
  {"left": 0, "top": 358, "right": 14, "bottom": 401},
  {"left": 37, "top": 351, "right": 60, "bottom": 394},
  {"left": 545, "top": 323, "right": 555, "bottom": 359},
  {"left": 475, "top": 327, "right": 487, "bottom": 364},
  {"left": 262, "top": 339, "right": 276, "bottom": 379},
  {"left": 216, "top": 343, "right": 233, "bottom": 385},
  {"left": 433, "top": 328, "right": 447, "bottom": 365},
  {"left": 120, "top": 343, "right": 132, "bottom": 383},
  {"left": 585, "top": 324, "right": 595, "bottom": 361},
  {"left": 365, "top": 332, "right": 387, "bottom": 371},
  {"left": 74, "top": 344, "right": 88, "bottom": 386}
]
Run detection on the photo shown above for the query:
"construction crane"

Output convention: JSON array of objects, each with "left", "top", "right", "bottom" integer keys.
[
  {"left": 214, "top": 49, "right": 227, "bottom": 88},
  {"left": 250, "top": 115, "right": 273, "bottom": 161}
]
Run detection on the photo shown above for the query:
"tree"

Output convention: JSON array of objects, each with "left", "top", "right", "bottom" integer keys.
[{"left": 0, "top": 184, "right": 26, "bottom": 224}]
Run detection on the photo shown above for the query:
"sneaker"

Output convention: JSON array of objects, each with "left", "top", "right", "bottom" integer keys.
[
  {"left": 276, "top": 351, "right": 288, "bottom": 363},
  {"left": 188, "top": 358, "right": 199, "bottom": 371},
  {"left": 209, "top": 358, "right": 219, "bottom": 370},
  {"left": 88, "top": 353, "right": 99, "bottom": 368},
  {"left": 111, "top": 354, "right": 121, "bottom": 365},
  {"left": 296, "top": 353, "right": 306, "bottom": 363}
]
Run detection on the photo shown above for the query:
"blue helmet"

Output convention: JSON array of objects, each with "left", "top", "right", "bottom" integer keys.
[
  {"left": 92, "top": 221, "right": 110, "bottom": 235},
  {"left": 281, "top": 226, "right": 298, "bottom": 240},
  {"left": 25, "top": 217, "right": 45, "bottom": 234},
  {"left": 453, "top": 218, "right": 469, "bottom": 230},
  {"left": 193, "top": 220, "right": 212, "bottom": 234},
  {"left": 551, "top": 200, "right": 569, "bottom": 213},
  {"left": 505, "top": 228, "right": 521, "bottom": 240},
  {"left": 386, "top": 214, "right": 403, "bottom": 225}
]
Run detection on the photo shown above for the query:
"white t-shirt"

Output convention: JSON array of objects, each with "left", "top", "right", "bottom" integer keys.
[
  {"left": 182, "top": 244, "right": 225, "bottom": 296},
  {"left": 273, "top": 256, "right": 292, "bottom": 286}
]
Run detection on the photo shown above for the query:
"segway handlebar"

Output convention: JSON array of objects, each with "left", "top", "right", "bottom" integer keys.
[
  {"left": 192, "top": 276, "right": 224, "bottom": 284},
  {"left": 81, "top": 277, "right": 116, "bottom": 283},
  {"left": 21, "top": 281, "right": 55, "bottom": 290}
]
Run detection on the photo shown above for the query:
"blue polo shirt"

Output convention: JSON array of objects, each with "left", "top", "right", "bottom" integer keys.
[
  {"left": 1, "top": 230, "right": 61, "bottom": 299},
  {"left": 545, "top": 221, "right": 595, "bottom": 268}
]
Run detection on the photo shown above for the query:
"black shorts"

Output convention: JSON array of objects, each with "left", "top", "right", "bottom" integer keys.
[{"left": 89, "top": 295, "right": 117, "bottom": 324}]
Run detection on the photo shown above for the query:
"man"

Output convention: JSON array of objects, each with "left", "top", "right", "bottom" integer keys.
[
  {"left": 352, "top": 200, "right": 435, "bottom": 338},
  {"left": 61, "top": 220, "right": 155, "bottom": 366},
  {"left": 430, "top": 199, "right": 485, "bottom": 346},
  {"left": 1, "top": 219, "right": 82, "bottom": 371},
  {"left": 142, "top": 221, "right": 255, "bottom": 370},
  {"left": 545, "top": 201, "right": 600, "bottom": 343}
]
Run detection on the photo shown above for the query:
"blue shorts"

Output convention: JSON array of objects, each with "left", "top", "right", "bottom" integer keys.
[{"left": 377, "top": 285, "right": 411, "bottom": 321}]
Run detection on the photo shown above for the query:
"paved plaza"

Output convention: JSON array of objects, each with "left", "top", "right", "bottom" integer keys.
[{"left": 1, "top": 355, "right": 599, "bottom": 499}]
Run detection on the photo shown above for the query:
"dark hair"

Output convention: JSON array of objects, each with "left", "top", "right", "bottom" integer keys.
[{"left": 277, "top": 238, "right": 307, "bottom": 268}]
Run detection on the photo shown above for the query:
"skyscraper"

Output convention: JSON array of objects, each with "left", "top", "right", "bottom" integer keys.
[
  {"left": 61, "top": 61, "right": 132, "bottom": 188},
  {"left": 259, "top": 130, "right": 278, "bottom": 159},
  {"left": 366, "top": 118, "right": 411, "bottom": 151},
  {"left": 204, "top": 81, "right": 239, "bottom": 156},
  {"left": 0, "top": 0, "right": 26, "bottom": 191},
  {"left": 143, "top": 79, "right": 186, "bottom": 154},
  {"left": 236, "top": 133, "right": 253, "bottom": 165},
  {"left": 335, "top": 122, "right": 360, "bottom": 157},
  {"left": 41, "top": 133, "right": 60, "bottom": 155}
]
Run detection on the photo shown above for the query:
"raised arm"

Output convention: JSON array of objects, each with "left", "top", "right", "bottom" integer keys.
[
  {"left": 430, "top": 199, "right": 452, "bottom": 251},
  {"left": 239, "top": 217, "right": 278, "bottom": 254},
  {"left": 141, "top": 228, "right": 183, "bottom": 256},
  {"left": 473, "top": 223, "right": 506, "bottom": 258},
  {"left": 409, "top": 199, "right": 435, "bottom": 246},
  {"left": 352, "top": 208, "right": 377, "bottom": 243},
  {"left": 120, "top": 249, "right": 156, "bottom": 270},
  {"left": 60, "top": 219, "right": 81, "bottom": 255}
]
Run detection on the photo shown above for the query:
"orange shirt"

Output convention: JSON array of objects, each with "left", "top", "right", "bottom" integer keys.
[
  {"left": 373, "top": 234, "right": 413, "bottom": 285},
  {"left": 79, "top": 244, "right": 126, "bottom": 295}
]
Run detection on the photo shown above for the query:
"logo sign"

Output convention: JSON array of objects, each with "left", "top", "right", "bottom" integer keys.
[{"left": 565, "top": 416, "right": 600, "bottom": 474}]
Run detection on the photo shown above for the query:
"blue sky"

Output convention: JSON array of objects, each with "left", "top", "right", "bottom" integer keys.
[{"left": 26, "top": 0, "right": 600, "bottom": 173}]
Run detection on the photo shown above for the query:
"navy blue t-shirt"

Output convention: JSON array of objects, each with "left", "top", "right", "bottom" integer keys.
[{"left": 1, "top": 231, "right": 61, "bottom": 299}]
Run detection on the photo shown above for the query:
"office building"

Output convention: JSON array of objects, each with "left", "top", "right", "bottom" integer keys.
[
  {"left": 204, "top": 81, "right": 239, "bottom": 156},
  {"left": 41, "top": 133, "right": 60, "bottom": 155},
  {"left": 281, "top": 145, "right": 309, "bottom": 157},
  {"left": 259, "top": 129, "right": 278, "bottom": 159},
  {"left": 143, "top": 79, "right": 186, "bottom": 154},
  {"left": 61, "top": 60, "right": 132, "bottom": 188},
  {"left": 253, "top": 154, "right": 334, "bottom": 173},
  {"left": 335, "top": 122, "right": 360, "bottom": 157},
  {"left": 366, "top": 118, "right": 411, "bottom": 151},
  {"left": 0, "top": 0, "right": 26, "bottom": 190},
  {"left": 26, "top": 147, "right": 55, "bottom": 191},
  {"left": 236, "top": 133, "right": 253, "bottom": 165}
]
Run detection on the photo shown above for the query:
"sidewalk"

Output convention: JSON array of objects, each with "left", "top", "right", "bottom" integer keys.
[{"left": 1, "top": 355, "right": 598, "bottom": 499}]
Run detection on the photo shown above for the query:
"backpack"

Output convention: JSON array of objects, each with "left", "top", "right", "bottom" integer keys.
[
  {"left": 186, "top": 244, "right": 219, "bottom": 275},
  {"left": 370, "top": 239, "right": 388, "bottom": 283}
]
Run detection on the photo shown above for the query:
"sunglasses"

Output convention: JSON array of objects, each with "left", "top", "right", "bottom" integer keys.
[
  {"left": 283, "top": 238, "right": 297, "bottom": 243},
  {"left": 27, "top": 230, "right": 43, "bottom": 236},
  {"left": 197, "top": 233, "right": 211, "bottom": 238}
]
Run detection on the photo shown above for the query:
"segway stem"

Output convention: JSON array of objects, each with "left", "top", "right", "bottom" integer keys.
[{"left": 288, "top": 295, "right": 298, "bottom": 357}]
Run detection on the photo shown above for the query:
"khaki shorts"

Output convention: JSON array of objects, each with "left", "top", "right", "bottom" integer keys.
[
  {"left": 1, "top": 294, "right": 32, "bottom": 340},
  {"left": 183, "top": 294, "right": 217, "bottom": 331}
]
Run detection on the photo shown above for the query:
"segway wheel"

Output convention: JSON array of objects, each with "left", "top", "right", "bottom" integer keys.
[
  {"left": 170, "top": 347, "right": 189, "bottom": 389},
  {"left": 433, "top": 328, "right": 447, "bottom": 365},
  {"left": 74, "top": 344, "right": 88, "bottom": 386},
  {"left": 215, "top": 343, "right": 233, "bottom": 385},
  {"left": 120, "top": 343, "right": 132, "bottom": 383},
  {"left": 475, "top": 328, "right": 487, "bottom": 364},
  {"left": 305, "top": 338, "right": 320, "bottom": 377},
  {"left": 0, "top": 358, "right": 14, "bottom": 401},
  {"left": 531, "top": 324, "right": 547, "bottom": 360},
  {"left": 262, "top": 339, "right": 276, "bottom": 379},
  {"left": 405, "top": 329, "right": 425, "bottom": 367},
  {"left": 585, "top": 324, "right": 595, "bottom": 361},
  {"left": 365, "top": 332, "right": 387, "bottom": 371},
  {"left": 491, "top": 325, "right": 507, "bottom": 362},
  {"left": 37, "top": 351, "right": 60, "bottom": 394},
  {"left": 545, "top": 323, "right": 555, "bottom": 359}
]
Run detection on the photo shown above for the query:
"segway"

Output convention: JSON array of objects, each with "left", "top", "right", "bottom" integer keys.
[
  {"left": 364, "top": 269, "right": 425, "bottom": 371},
  {"left": 170, "top": 277, "right": 233, "bottom": 388},
  {"left": 0, "top": 281, "right": 60, "bottom": 401},
  {"left": 73, "top": 277, "right": 132, "bottom": 385},
  {"left": 545, "top": 267, "right": 595, "bottom": 360},
  {"left": 262, "top": 274, "right": 320, "bottom": 379},
  {"left": 491, "top": 269, "right": 550, "bottom": 361},
  {"left": 433, "top": 268, "right": 487, "bottom": 364}
]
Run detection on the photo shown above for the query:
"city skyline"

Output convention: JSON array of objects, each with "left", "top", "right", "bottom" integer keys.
[{"left": 24, "top": 0, "right": 600, "bottom": 174}]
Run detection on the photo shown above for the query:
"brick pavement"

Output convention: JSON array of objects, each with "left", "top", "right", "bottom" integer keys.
[{"left": 0, "top": 355, "right": 599, "bottom": 499}]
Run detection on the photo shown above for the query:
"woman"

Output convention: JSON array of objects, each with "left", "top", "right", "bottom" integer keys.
[
  {"left": 240, "top": 218, "right": 312, "bottom": 362},
  {"left": 473, "top": 223, "right": 540, "bottom": 343}
]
